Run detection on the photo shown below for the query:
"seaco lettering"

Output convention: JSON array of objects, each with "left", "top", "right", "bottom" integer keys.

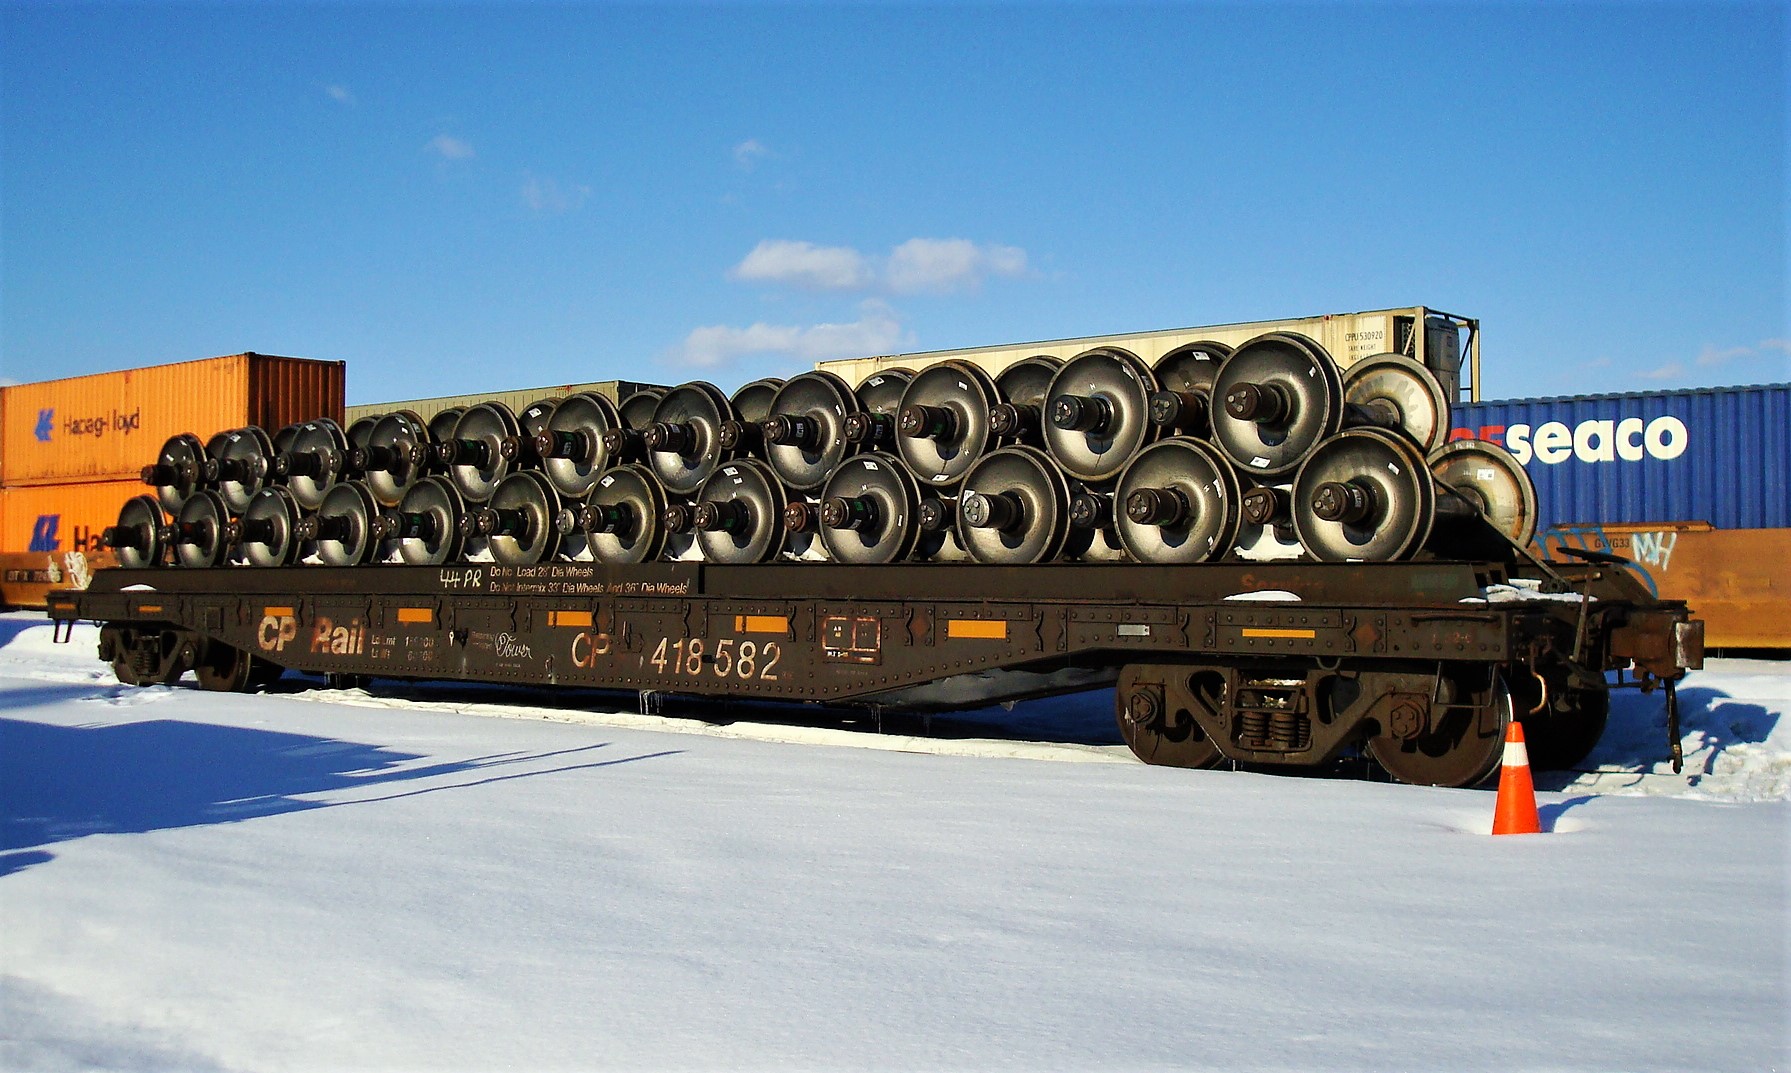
[{"left": 1449, "top": 415, "right": 1688, "bottom": 466}]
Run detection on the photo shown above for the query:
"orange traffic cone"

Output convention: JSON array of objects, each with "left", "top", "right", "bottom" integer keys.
[{"left": 1491, "top": 720, "right": 1542, "bottom": 835}]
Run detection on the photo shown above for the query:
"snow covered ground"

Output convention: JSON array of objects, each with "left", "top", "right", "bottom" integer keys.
[{"left": 2, "top": 611, "right": 1785, "bottom": 1072}]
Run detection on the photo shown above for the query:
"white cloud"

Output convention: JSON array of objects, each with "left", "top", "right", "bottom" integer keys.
[
  {"left": 729, "top": 240, "right": 872, "bottom": 291},
  {"left": 672, "top": 301, "right": 907, "bottom": 368},
  {"left": 1695, "top": 343, "right": 1753, "bottom": 367},
  {"left": 1638, "top": 363, "right": 1684, "bottom": 381},
  {"left": 521, "top": 175, "right": 592, "bottom": 215},
  {"left": 324, "top": 84, "right": 355, "bottom": 106},
  {"left": 1681, "top": 339, "right": 1791, "bottom": 374},
  {"left": 726, "top": 237, "right": 1028, "bottom": 294},
  {"left": 733, "top": 139, "right": 771, "bottom": 169},
  {"left": 426, "top": 134, "right": 475, "bottom": 161},
  {"left": 885, "top": 238, "right": 1028, "bottom": 294}
]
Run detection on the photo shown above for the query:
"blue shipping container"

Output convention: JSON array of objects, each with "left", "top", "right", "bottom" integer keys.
[{"left": 1450, "top": 383, "right": 1789, "bottom": 532}]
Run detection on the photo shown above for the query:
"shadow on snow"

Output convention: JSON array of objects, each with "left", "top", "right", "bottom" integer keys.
[
  {"left": 1534, "top": 684, "right": 1779, "bottom": 791},
  {"left": 0, "top": 614, "right": 49, "bottom": 652},
  {"left": 0, "top": 694, "right": 680, "bottom": 878}
]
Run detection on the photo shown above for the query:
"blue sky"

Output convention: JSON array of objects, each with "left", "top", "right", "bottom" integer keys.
[{"left": 2, "top": 2, "right": 1785, "bottom": 406}]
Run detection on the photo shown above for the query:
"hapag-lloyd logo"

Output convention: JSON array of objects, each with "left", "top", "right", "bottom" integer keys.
[{"left": 1450, "top": 415, "right": 1689, "bottom": 466}]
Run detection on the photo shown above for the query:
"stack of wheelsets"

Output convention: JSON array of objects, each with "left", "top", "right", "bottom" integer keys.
[{"left": 101, "top": 332, "right": 1537, "bottom": 570}]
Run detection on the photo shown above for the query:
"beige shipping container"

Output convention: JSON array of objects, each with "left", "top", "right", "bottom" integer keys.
[
  {"left": 815, "top": 306, "right": 1480, "bottom": 403},
  {"left": 348, "top": 379, "right": 666, "bottom": 427},
  {"left": 2, "top": 353, "right": 345, "bottom": 486}
]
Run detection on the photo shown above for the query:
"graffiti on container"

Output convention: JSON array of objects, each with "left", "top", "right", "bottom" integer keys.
[
  {"left": 1628, "top": 530, "right": 1678, "bottom": 571},
  {"left": 1545, "top": 524, "right": 1679, "bottom": 597},
  {"left": 61, "top": 552, "right": 92, "bottom": 590}
]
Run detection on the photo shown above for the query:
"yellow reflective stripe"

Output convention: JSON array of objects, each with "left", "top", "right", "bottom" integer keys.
[
  {"left": 734, "top": 615, "right": 788, "bottom": 634},
  {"left": 947, "top": 619, "right": 1007, "bottom": 640}
]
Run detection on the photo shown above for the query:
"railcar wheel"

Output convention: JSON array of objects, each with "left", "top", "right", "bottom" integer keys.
[
  {"left": 618, "top": 388, "right": 664, "bottom": 431},
  {"left": 277, "top": 419, "right": 349, "bottom": 511},
  {"left": 211, "top": 426, "right": 276, "bottom": 513},
  {"left": 537, "top": 392, "right": 621, "bottom": 499},
  {"left": 478, "top": 471, "right": 562, "bottom": 566},
  {"left": 845, "top": 368, "right": 913, "bottom": 450},
  {"left": 995, "top": 355, "right": 1062, "bottom": 410},
  {"left": 603, "top": 388, "right": 664, "bottom": 466},
  {"left": 519, "top": 397, "right": 561, "bottom": 441},
  {"left": 1233, "top": 482, "right": 1305, "bottom": 561},
  {"left": 646, "top": 382, "right": 736, "bottom": 496},
  {"left": 345, "top": 415, "right": 380, "bottom": 456},
  {"left": 239, "top": 487, "right": 303, "bottom": 567},
  {"left": 1342, "top": 353, "right": 1450, "bottom": 452},
  {"left": 1113, "top": 437, "right": 1241, "bottom": 564},
  {"left": 762, "top": 371, "right": 859, "bottom": 493},
  {"left": 955, "top": 446, "right": 1072, "bottom": 564},
  {"left": 306, "top": 481, "right": 381, "bottom": 567},
  {"left": 1043, "top": 348, "right": 1161, "bottom": 483},
  {"left": 111, "top": 657, "right": 142, "bottom": 686},
  {"left": 1211, "top": 332, "right": 1343, "bottom": 476},
  {"left": 1116, "top": 686, "right": 1223, "bottom": 769},
  {"left": 104, "top": 495, "right": 168, "bottom": 569},
  {"left": 391, "top": 476, "right": 466, "bottom": 566},
  {"left": 441, "top": 402, "right": 522, "bottom": 504},
  {"left": 194, "top": 640, "right": 256, "bottom": 692},
  {"left": 1428, "top": 439, "right": 1539, "bottom": 550},
  {"left": 100, "top": 626, "right": 142, "bottom": 686},
  {"left": 693, "top": 459, "right": 788, "bottom": 564},
  {"left": 359, "top": 410, "right": 432, "bottom": 508},
  {"left": 144, "top": 433, "right": 207, "bottom": 514},
  {"left": 730, "top": 378, "right": 784, "bottom": 425},
  {"left": 1367, "top": 675, "right": 1510, "bottom": 788},
  {"left": 1291, "top": 427, "right": 1436, "bottom": 562},
  {"left": 818, "top": 452, "right": 924, "bottom": 564},
  {"left": 426, "top": 407, "right": 464, "bottom": 446},
  {"left": 991, "top": 355, "right": 1062, "bottom": 445},
  {"left": 569, "top": 464, "right": 670, "bottom": 564},
  {"left": 172, "top": 490, "right": 231, "bottom": 568},
  {"left": 896, "top": 360, "right": 1000, "bottom": 488},
  {"left": 1150, "top": 341, "right": 1231, "bottom": 435},
  {"left": 1511, "top": 673, "right": 1610, "bottom": 772}
]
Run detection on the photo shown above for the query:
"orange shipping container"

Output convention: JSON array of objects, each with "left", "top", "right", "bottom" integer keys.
[
  {"left": 1, "top": 479, "right": 150, "bottom": 557},
  {"left": 0, "top": 549, "right": 118, "bottom": 610},
  {"left": 1, "top": 353, "right": 344, "bottom": 486}
]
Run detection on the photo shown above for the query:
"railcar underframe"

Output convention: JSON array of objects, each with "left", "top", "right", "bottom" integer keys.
[{"left": 51, "top": 558, "right": 1701, "bottom": 788}]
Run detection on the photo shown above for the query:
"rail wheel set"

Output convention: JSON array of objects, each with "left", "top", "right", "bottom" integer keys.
[{"left": 53, "top": 332, "right": 1704, "bottom": 787}]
